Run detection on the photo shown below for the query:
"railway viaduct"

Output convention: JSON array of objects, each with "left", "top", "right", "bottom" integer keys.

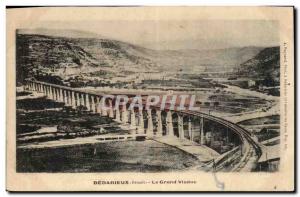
[{"left": 25, "top": 80, "right": 263, "bottom": 172}]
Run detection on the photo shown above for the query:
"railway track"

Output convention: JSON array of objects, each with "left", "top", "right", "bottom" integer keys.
[{"left": 175, "top": 110, "right": 263, "bottom": 172}]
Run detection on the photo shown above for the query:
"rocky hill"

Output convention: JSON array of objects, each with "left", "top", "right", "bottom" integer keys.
[
  {"left": 238, "top": 47, "right": 280, "bottom": 86},
  {"left": 16, "top": 33, "right": 157, "bottom": 83}
]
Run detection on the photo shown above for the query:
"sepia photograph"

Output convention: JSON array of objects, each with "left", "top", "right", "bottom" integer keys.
[{"left": 6, "top": 6, "right": 294, "bottom": 192}]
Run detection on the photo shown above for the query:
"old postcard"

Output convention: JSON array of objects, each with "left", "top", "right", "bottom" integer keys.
[{"left": 6, "top": 6, "right": 294, "bottom": 191}]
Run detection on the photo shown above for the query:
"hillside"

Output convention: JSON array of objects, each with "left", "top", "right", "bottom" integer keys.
[
  {"left": 16, "top": 30, "right": 267, "bottom": 84},
  {"left": 16, "top": 34, "right": 158, "bottom": 83},
  {"left": 238, "top": 47, "right": 280, "bottom": 86}
]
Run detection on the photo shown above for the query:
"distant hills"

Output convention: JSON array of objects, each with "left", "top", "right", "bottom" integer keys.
[
  {"left": 17, "top": 29, "right": 105, "bottom": 39},
  {"left": 16, "top": 29, "right": 279, "bottom": 85},
  {"left": 144, "top": 47, "right": 264, "bottom": 72}
]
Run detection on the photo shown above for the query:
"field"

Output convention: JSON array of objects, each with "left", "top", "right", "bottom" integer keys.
[
  {"left": 17, "top": 140, "right": 201, "bottom": 172},
  {"left": 16, "top": 92, "right": 120, "bottom": 145}
]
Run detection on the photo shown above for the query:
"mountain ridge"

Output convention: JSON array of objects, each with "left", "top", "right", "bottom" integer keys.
[{"left": 16, "top": 32, "right": 277, "bottom": 84}]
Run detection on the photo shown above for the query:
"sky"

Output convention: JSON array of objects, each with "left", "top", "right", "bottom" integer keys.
[{"left": 22, "top": 20, "right": 279, "bottom": 50}]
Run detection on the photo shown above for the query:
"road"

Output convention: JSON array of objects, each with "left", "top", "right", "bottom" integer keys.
[{"left": 219, "top": 84, "right": 279, "bottom": 123}]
